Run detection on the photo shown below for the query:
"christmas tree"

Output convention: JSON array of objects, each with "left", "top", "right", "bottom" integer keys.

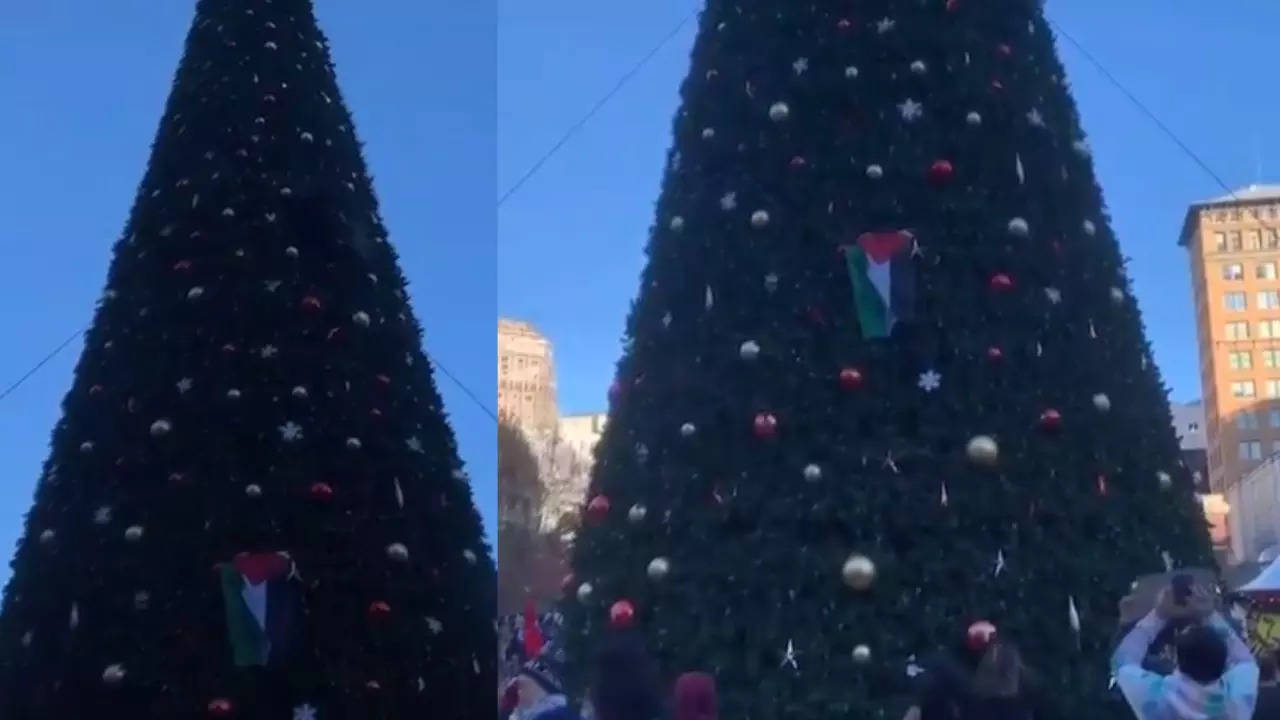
[
  {"left": 565, "top": 2, "right": 1214, "bottom": 717},
  {"left": 0, "top": 1, "right": 493, "bottom": 717}
]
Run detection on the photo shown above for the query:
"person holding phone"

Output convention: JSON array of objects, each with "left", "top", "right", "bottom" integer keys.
[{"left": 1111, "top": 581, "right": 1258, "bottom": 719}]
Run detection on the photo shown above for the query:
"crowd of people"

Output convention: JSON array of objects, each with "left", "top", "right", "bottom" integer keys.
[{"left": 499, "top": 579, "right": 1280, "bottom": 719}]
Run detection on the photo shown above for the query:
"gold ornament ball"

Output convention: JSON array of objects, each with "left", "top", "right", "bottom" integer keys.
[
  {"left": 842, "top": 554, "right": 876, "bottom": 590},
  {"left": 852, "top": 644, "right": 872, "bottom": 664},
  {"left": 966, "top": 435, "right": 999, "bottom": 466}
]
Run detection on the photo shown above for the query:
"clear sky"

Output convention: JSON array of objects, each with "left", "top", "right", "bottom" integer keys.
[
  {"left": 0, "top": 0, "right": 498, "bottom": 581},
  {"left": 499, "top": 0, "right": 1280, "bottom": 416}
]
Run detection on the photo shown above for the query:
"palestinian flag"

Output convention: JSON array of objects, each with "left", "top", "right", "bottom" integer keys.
[
  {"left": 841, "top": 229, "right": 917, "bottom": 339},
  {"left": 219, "top": 552, "right": 300, "bottom": 667}
]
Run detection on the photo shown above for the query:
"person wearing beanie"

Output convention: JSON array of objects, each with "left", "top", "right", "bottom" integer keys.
[
  {"left": 673, "top": 672, "right": 717, "bottom": 720},
  {"left": 590, "top": 633, "right": 667, "bottom": 720},
  {"left": 514, "top": 640, "right": 582, "bottom": 720}
]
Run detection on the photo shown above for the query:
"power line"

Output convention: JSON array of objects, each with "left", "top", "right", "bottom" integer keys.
[
  {"left": 428, "top": 352, "right": 498, "bottom": 422},
  {"left": 0, "top": 329, "right": 84, "bottom": 403},
  {"left": 1046, "top": 16, "right": 1237, "bottom": 200},
  {"left": 497, "top": 8, "right": 698, "bottom": 207}
]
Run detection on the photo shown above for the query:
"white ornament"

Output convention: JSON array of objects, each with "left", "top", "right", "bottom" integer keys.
[
  {"left": 463, "top": 549, "right": 478, "bottom": 564},
  {"left": 628, "top": 504, "right": 647, "bottom": 524},
  {"left": 386, "top": 542, "right": 410, "bottom": 562},
  {"left": 647, "top": 557, "right": 671, "bottom": 581},
  {"left": 792, "top": 57, "right": 809, "bottom": 75},
  {"left": 93, "top": 506, "right": 112, "bottom": 525},
  {"left": 405, "top": 436, "right": 424, "bottom": 453},
  {"left": 285, "top": 246, "right": 300, "bottom": 258},
  {"left": 966, "top": 436, "right": 999, "bottom": 466},
  {"left": 226, "top": 388, "right": 241, "bottom": 400},
  {"left": 186, "top": 286, "right": 204, "bottom": 300},
  {"left": 80, "top": 441, "right": 94, "bottom": 453},
  {"left": 876, "top": 17, "right": 896, "bottom": 33},
  {"left": 1073, "top": 139, "right": 1092, "bottom": 157},
  {"left": 917, "top": 370, "right": 942, "bottom": 392},
  {"left": 764, "top": 273, "right": 779, "bottom": 293},
  {"left": 719, "top": 192, "right": 737, "bottom": 211},
  {"left": 803, "top": 464, "right": 822, "bottom": 482},
  {"left": 353, "top": 311, "right": 371, "bottom": 327},
  {"left": 701, "top": 127, "right": 715, "bottom": 139},
  {"left": 966, "top": 111, "right": 982, "bottom": 126},
  {"left": 1008, "top": 217, "right": 1030, "bottom": 238},
  {"left": 346, "top": 437, "right": 363, "bottom": 450},
  {"left": 1157, "top": 471, "right": 1173, "bottom": 490},
  {"left": 852, "top": 644, "right": 872, "bottom": 664},
  {"left": 1044, "top": 287, "right": 1062, "bottom": 304},
  {"left": 39, "top": 529, "right": 55, "bottom": 544},
  {"left": 291, "top": 386, "right": 309, "bottom": 399},
  {"left": 768, "top": 102, "right": 790, "bottom": 122},
  {"left": 245, "top": 484, "right": 262, "bottom": 498},
  {"left": 300, "top": 131, "right": 314, "bottom": 143},
  {"left": 293, "top": 704, "right": 319, "bottom": 720},
  {"left": 898, "top": 99, "right": 923, "bottom": 122},
  {"left": 124, "top": 525, "right": 144, "bottom": 542},
  {"left": 176, "top": 377, "right": 193, "bottom": 394},
  {"left": 149, "top": 419, "right": 172, "bottom": 437},
  {"left": 844, "top": 66, "right": 859, "bottom": 78},
  {"left": 577, "top": 582, "right": 594, "bottom": 603},
  {"left": 1093, "top": 393, "right": 1111, "bottom": 412},
  {"left": 1110, "top": 287, "right": 1126, "bottom": 304},
  {"left": 866, "top": 164, "right": 884, "bottom": 180},
  {"left": 751, "top": 210, "right": 770, "bottom": 228},
  {"left": 681, "top": 422, "right": 697, "bottom": 438},
  {"left": 739, "top": 340, "right": 760, "bottom": 360},
  {"left": 669, "top": 216, "right": 685, "bottom": 232},
  {"left": 102, "top": 663, "right": 127, "bottom": 684},
  {"left": 1027, "top": 108, "right": 1046, "bottom": 127},
  {"left": 910, "top": 60, "right": 927, "bottom": 75},
  {"left": 278, "top": 421, "right": 303, "bottom": 442},
  {"left": 1082, "top": 220, "right": 1097, "bottom": 236}
]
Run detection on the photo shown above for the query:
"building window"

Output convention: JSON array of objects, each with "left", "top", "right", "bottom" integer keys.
[
  {"left": 1226, "top": 321, "right": 1250, "bottom": 340},
  {"left": 1248, "top": 230, "right": 1262, "bottom": 250},
  {"left": 1261, "top": 291, "right": 1280, "bottom": 309},
  {"left": 1230, "top": 231, "right": 1243, "bottom": 250},
  {"left": 1189, "top": 421, "right": 1201, "bottom": 433},
  {"left": 1226, "top": 292, "right": 1248, "bottom": 310},
  {"left": 1233, "top": 380, "right": 1257, "bottom": 397},
  {"left": 1225, "top": 263, "right": 1245, "bottom": 279},
  {"left": 1261, "top": 262, "right": 1278, "bottom": 279},
  {"left": 1230, "top": 350, "right": 1253, "bottom": 369},
  {"left": 1270, "top": 229, "right": 1280, "bottom": 249},
  {"left": 1238, "top": 411, "right": 1260, "bottom": 429},
  {"left": 1270, "top": 410, "right": 1280, "bottom": 427},
  {"left": 1262, "top": 320, "right": 1280, "bottom": 339},
  {"left": 1268, "top": 379, "right": 1280, "bottom": 398},
  {"left": 1215, "top": 232, "right": 1228, "bottom": 251},
  {"left": 1265, "top": 350, "right": 1280, "bottom": 368},
  {"left": 1240, "top": 440, "right": 1264, "bottom": 460}
]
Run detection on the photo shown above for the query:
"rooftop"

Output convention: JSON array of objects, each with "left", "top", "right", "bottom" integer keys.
[{"left": 1179, "top": 184, "right": 1280, "bottom": 246}]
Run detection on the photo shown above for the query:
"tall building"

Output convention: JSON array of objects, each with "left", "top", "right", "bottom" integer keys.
[
  {"left": 540, "top": 413, "right": 607, "bottom": 529},
  {"left": 497, "top": 318, "right": 559, "bottom": 433},
  {"left": 1181, "top": 184, "right": 1280, "bottom": 562}
]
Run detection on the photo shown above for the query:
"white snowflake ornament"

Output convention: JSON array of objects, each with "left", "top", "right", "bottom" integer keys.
[
  {"left": 719, "top": 192, "right": 737, "bottom": 211},
  {"left": 898, "top": 99, "right": 923, "bottom": 122},
  {"left": 917, "top": 370, "right": 942, "bottom": 392},
  {"left": 278, "top": 421, "right": 304, "bottom": 442}
]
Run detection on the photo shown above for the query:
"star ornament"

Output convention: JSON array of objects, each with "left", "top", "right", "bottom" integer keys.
[
  {"left": 792, "top": 57, "right": 808, "bottom": 75},
  {"left": 898, "top": 98, "right": 923, "bottom": 122},
  {"left": 293, "top": 704, "right": 318, "bottom": 720},
  {"left": 1026, "top": 108, "right": 1046, "bottom": 128},
  {"left": 1044, "top": 287, "right": 1062, "bottom": 304},
  {"left": 917, "top": 370, "right": 942, "bottom": 392},
  {"left": 405, "top": 436, "right": 424, "bottom": 454},
  {"left": 780, "top": 639, "right": 799, "bottom": 669},
  {"left": 279, "top": 421, "right": 303, "bottom": 442},
  {"left": 875, "top": 17, "right": 896, "bottom": 34}
]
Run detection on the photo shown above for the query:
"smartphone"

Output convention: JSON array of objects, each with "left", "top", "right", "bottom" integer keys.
[{"left": 1171, "top": 573, "right": 1193, "bottom": 606}]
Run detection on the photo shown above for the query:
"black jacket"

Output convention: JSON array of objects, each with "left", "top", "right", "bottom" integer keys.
[{"left": 916, "top": 649, "right": 1049, "bottom": 720}]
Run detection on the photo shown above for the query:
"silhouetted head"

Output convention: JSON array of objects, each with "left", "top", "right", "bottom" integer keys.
[
  {"left": 1174, "top": 624, "right": 1228, "bottom": 684},
  {"left": 590, "top": 633, "right": 664, "bottom": 720}
]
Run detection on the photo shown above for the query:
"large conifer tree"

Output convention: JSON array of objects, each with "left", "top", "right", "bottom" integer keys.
[
  {"left": 566, "top": 1, "right": 1213, "bottom": 716},
  {"left": 0, "top": 1, "right": 493, "bottom": 717}
]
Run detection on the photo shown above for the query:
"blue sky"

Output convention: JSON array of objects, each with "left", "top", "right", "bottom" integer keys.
[
  {"left": 499, "top": 0, "right": 1280, "bottom": 416},
  {"left": 0, "top": 0, "right": 497, "bottom": 577}
]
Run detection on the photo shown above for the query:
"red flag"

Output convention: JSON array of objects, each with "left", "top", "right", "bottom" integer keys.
[{"left": 522, "top": 599, "right": 543, "bottom": 659}]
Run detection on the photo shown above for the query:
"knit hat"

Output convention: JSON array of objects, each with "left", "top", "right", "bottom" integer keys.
[{"left": 520, "top": 640, "right": 566, "bottom": 696}]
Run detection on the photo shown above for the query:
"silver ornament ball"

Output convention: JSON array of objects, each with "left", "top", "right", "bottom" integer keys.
[
  {"left": 681, "top": 422, "right": 697, "bottom": 438},
  {"left": 1093, "top": 393, "right": 1112, "bottom": 412},
  {"left": 1157, "top": 471, "right": 1173, "bottom": 491},
  {"left": 647, "top": 557, "right": 671, "bottom": 581},
  {"left": 1008, "top": 217, "right": 1030, "bottom": 238},
  {"left": 866, "top": 164, "right": 884, "bottom": 180},
  {"left": 803, "top": 464, "right": 822, "bottom": 482},
  {"left": 386, "top": 542, "right": 410, "bottom": 562},
  {"left": 842, "top": 554, "right": 877, "bottom": 590},
  {"left": 628, "top": 504, "right": 647, "bottom": 524},
  {"left": 966, "top": 435, "right": 999, "bottom": 466},
  {"left": 768, "top": 102, "right": 790, "bottom": 122},
  {"left": 739, "top": 340, "right": 761, "bottom": 360},
  {"left": 669, "top": 216, "right": 685, "bottom": 232},
  {"left": 245, "top": 484, "right": 262, "bottom": 498},
  {"left": 966, "top": 111, "right": 983, "bottom": 126},
  {"left": 852, "top": 644, "right": 872, "bottom": 664},
  {"left": 577, "top": 582, "right": 595, "bottom": 603},
  {"left": 124, "top": 525, "right": 144, "bottom": 542},
  {"left": 751, "top": 210, "right": 770, "bottom": 228}
]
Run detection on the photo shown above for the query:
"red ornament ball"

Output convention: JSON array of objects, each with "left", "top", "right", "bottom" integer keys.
[
  {"left": 609, "top": 599, "right": 637, "bottom": 629},
  {"left": 309, "top": 482, "right": 335, "bottom": 502},
  {"left": 368, "top": 600, "right": 392, "bottom": 620},
  {"left": 838, "top": 367, "right": 864, "bottom": 391},
  {"left": 966, "top": 620, "right": 997, "bottom": 652},
  {"left": 927, "top": 159, "right": 954, "bottom": 188},
  {"left": 207, "top": 698, "right": 234, "bottom": 717},
  {"left": 753, "top": 412, "right": 779, "bottom": 439},
  {"left": 989, "top": 273, "right": 1014, "bottom": 292},
  {"left": 301, "top": 296, "right": 322, "bottom": 313},
  {"left": 586, "top": 495, "right": 611, "bottom": 524},
  {"left": 1038, "top": 408, "right": 1063, "bottom": 431},
  {"left": 986, "top": 346, "right": 1004, "bottom": 362}
]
